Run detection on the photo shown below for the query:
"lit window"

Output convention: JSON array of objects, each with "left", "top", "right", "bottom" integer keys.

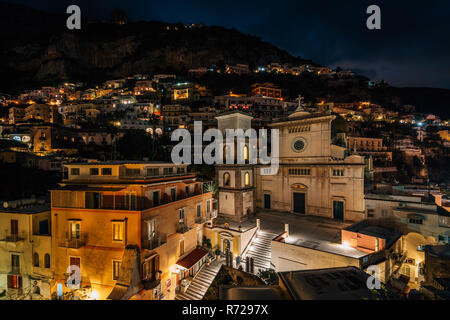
[
  {"left": 112, "top": 260, "right": 122, "bottom": 280},
  {"left": 112, "top": 221, "right": 124, "bottom": 242},
  {"left": 243, "top": 145, "right": 249, "bottom": 161},
  {"left": 223, "top": 172, "right": 231, "bottom": 186},
  {"left": 70, "top": 222, "right": 80, "bottom": 239},
  {"left": 179, "top": 208, "right": 185, "bottom": 222},
  {"left": 245, "top": 172, "right": 250, "bottom": 186}
]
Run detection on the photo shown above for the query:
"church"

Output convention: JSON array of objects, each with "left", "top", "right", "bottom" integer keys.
[
  {"left": 215, "top": 108, "right": 366, "bottom": 223},
  {"left": 254, "top": 108, "right": 366, "bottom": 221}
]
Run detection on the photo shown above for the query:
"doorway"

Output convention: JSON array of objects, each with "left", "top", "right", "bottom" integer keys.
[
  {"left": 293, "top": 192, "right": 306, "bottom": 214},
  {"left": 264, "top": 194, "right": 271, "bottom": 209},
  {"left": 333, "top": 200, "right": 344, "bottom": 220}
]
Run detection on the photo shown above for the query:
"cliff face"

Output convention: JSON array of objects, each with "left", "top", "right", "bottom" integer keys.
[{"left": 0, "top": 2, "right": 312, "bottom": 89}]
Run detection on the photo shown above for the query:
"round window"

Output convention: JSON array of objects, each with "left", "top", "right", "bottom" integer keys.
[{"left": 292, "top": 138, "right": 306, "bottom": 152}]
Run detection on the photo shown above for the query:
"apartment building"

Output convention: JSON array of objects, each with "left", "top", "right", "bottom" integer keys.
[
  {"left": 50, "top": 161, "right": 215, "bottom": 300},
  {"left": 0, "top": 199, "right": 52, "bottom": 300}
]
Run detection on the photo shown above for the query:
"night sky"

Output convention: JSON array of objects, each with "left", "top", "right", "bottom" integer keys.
[{"left": 6, "top": 0, "right": 450, "bottom": 89}]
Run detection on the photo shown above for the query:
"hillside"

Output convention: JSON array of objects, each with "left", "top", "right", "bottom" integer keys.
[
  {"left": 0, "top": 2, "right": 314, "bottom": 91},
  {"left": 1, "top": 2, "right": 450, "bottom": 118}
]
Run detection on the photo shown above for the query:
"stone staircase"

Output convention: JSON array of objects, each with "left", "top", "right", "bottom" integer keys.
[
  {"left": 175, "top": 258, "right": 223, "bottom": 300},
  {"left": 241, "top": 231, "right": 277, "bottom": 273}
]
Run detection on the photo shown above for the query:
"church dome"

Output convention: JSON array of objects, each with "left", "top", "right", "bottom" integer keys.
[{"left": 288, "top": 109, "right": 311, "bottom": 119}]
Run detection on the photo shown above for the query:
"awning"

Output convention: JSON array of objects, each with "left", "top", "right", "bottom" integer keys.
[{"left": 176, "top": 248, "right": 208, "bottom": 269}]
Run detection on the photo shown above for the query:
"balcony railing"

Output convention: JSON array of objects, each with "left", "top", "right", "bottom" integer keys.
[
  {"left": 177, "top": 223, "right": 191, "bottom": 234},
  {"left": 206, "top": 209, "right": 218, "bottom": 221},
  {"left": 142, "top": 233, "right": 167, "bottom": 250},
  {"left": 195, "top": 217, "right": 206, "bottom": 224},
  {"left": 59, "top": 233, "right": 87, "bottom": 249},
  {"left": 10, "top": 266, "right": 20, "bottom": 274},
  {"left": 2, "top": 234, "right": 25, "bottom": 242}
]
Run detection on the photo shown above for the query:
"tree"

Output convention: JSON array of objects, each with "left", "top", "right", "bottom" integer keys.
[{"left": 257, "top": 268, "right": 279, "bottom": 285}]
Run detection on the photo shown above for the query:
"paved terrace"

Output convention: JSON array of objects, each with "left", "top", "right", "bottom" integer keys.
[{"left": 252, "top": 211, "right": 368, "bottom": 259}]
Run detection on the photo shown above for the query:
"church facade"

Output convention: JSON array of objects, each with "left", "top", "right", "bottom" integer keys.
[{"left": 254, "top": 109, "right": 366, "bottom": 222}]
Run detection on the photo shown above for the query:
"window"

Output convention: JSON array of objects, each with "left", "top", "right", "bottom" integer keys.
[
  {"left": 112, "top": 221, "right": 124, "bottom": 242},
  {"left": 125, "top": 168, "right": 140, "bottom": 176},
  {"left": 243, "top": 145, "right": 249, "bottom": 161},
  {"left": 179, "top": 240, "right": 185, "bottom": 256},
  {"left": 125, "top": 192, "right": 137, "bottom": 210},
  {"left": 179, "top": 208, "right": 185, "bottom": 222},
  {"left": 408, "top": 218, "right": 423, "bottom": 225},
  {"left": 333, "top": 169, "right": 344, "bottom": 176},
  {"left": 288, "top": 168, "right": 311, "bottom": 175},
  {"left": 10, "top": 219, "right": 18, "bottom": 236},
  {"left": 147, "top": 168, "right": 159, "bottom": 176},
  {"left": 153, "top": 190, "right": 160, "bottom": 206},
  {"left": 223, "top": 172, "right": 231, "bottom": 186},
  {"left": 33, "top": 253, "right": 39, "bottom": 267},
  {"left": 177, "top": 167, "right": 185, "bottom": 174},
  {"left": 142, "top": 255, "right": 159, "bottom": 281},
  {"left": 197, "top": 204, "right": 201, "bottom": 218},
  {"left": 185, "top": 185, "right": 190, "bottom": 195},
  {"left": 70, "top": 222, "right": 80, "bottom": 239},
  {"left": 70, "top": 168, "right": 80, "bottom": 175},
  {"left": 11, "top": 254, "right": 20, "bottom": 272},
  {"left": 207, "top": 200, "right": 211, "bottom": 214},
  {"left": 7, "top": 275, "right": 22, "bottom": 289},
  {"left": 90, "top": 168, "right": 99, "bottom": 175},
  {"left": 101, "top": 168, "right": 112, "bottom": 175},
  {"left": 163, "top": 167, "right": 173, "bottom": 175},
  {"left": 147, "top": 219, "right": 156, "bottom": 240},
  {"left": 44, "top": 254, "right": 50, "bottom": 268},
  {"left": 244, "top": 172, "right": 250, "bottom": 186},
  {"left": 171, "top": 188, "right": 177, "bottom": 201},
  {"left": 112, "top": 260, "right": 122, "bottom": 280}
]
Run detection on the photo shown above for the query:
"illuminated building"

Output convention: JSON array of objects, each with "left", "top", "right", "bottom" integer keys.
[
  {"left": 251, "top": 83, "right": 282, "bottom": 99},
  {"left": 50, "top": 161, "right": 214, "bottom": 300},
  {"left": 0, "top": 199, "right": 52, "bottom": 299},
  {"left": 256, "top": 108, "right": 366, "bottom": 221}
]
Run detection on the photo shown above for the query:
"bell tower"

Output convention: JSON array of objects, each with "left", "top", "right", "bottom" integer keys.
[{"left": 215, "top": 111, "right": 255, "bottom": 223}]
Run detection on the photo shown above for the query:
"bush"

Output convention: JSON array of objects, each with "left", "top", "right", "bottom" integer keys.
[{"left": 257, "top": 269, "right": 279, "bottom": 285}]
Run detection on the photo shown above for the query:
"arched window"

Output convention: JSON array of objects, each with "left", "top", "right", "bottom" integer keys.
[
  {"left": 243, "top": 145, "right": 249, "bottom": 161},
  {"left": 223, "top": 172, "right": 231, "bottom": 186},
  {"left": 33, "top": 253, "right": 39, "bottom": 267},
  {"left": 44, "top": 254, "right": 50, "bottom": 268},
  {"left": 244, "top": 172, "right": 250, "bottom": 186}
]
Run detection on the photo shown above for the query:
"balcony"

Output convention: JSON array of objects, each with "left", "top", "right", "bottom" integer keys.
[
  {"left": 59, "top": 233, "right": 87, "bottom": 249},
  {"left": 206, "top": 209, "right": 218, "bottom": 221},
  {"left": 177, "top": 222, "right": 192, "bottom": 234},
  {"left": 10, "top": 265, "right": 20, "bottom": 274},
  {"left": 142, "top": 233, "right": 167, "bottom": 250},
  {"left": 195, "top": 217, "right": 206, "bottom": 224},
  {"left": 1, "top": 234, "right": 25, "bottom": 242}
]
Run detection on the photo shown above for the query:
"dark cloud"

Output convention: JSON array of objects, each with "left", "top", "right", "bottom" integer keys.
[{"left": 7, "top": 0, "right": 450, "bottom": 88}]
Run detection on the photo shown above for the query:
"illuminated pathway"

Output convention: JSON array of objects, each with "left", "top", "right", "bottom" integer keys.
[
  {"left": 175, "top": 258, "right": 223, "bottom": 300},
  {"left": 242, "top": 230, "right": 278, "bottom": 272}
]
